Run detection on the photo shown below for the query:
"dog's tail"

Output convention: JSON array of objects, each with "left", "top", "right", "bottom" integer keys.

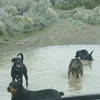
[
  {"left": 60, "top": 92, "right": 64, "bottom": 96},
  {"left": 17, "top": 53, "right": 24, "bottom": 62},
  {"left": 89, "top": 50, "right": 94, "bottom": 56}
]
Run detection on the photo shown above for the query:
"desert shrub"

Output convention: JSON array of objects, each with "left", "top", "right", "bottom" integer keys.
[
  {"left": 54, "top": 0, "right": 100, "bottom": 10},
  {"left": 32, "top": 11, "right": 56, "bottom": 30},
  {"left": 4, "top": 5, "right": 18, "bottom": 16},
  {"left": 2, "top": 15, "right": 33, "bottom": 35},
  {"left": 24, "top": 0, "right": 56, "bottom": 30},
  {"left": 72, "top": 7, "right": 94, "bottom": 20},
  {"left": 50, "top": 0, "right": 56, "bottom": 7},
  {"left": 6, "top": 16, "right": 33, "bottom": 34},
  {"left": 0, "top": 0, "right": 33, "bottom": 15},
  {"left": 70, "top": 6, "right": 100, "bottom": 25},
  {"left": 93, "top": 6, "right": 100, "bottom": 16},
  {"left": 0, "top": 0, "right": 57, "bottom": 36},
  {"left": 0, "top": 8, "right": 8, "bottom": 19},
  {"left": 0, "top": 20, "right": 7, "bottom": 35}
]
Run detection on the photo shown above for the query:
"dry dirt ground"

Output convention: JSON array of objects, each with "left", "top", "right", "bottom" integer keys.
[{"left": 0, "top": 18, "right": 100, "bottom": 53}]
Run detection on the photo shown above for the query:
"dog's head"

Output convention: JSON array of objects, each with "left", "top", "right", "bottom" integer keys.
[
  {"left": 7, "top": 81, "right": 24, "bottom": 94},
  {"left": 69, "top": 59, "right": 83, "bottom": 74},
  {"left": 11, "top": 57, "right": 22, "bottom": 68}
]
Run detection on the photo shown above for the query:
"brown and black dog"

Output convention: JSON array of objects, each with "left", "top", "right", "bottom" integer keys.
[
  {"left": 11, "top": 53, "right": 28, "bottom": 86},
  {"left": 68, "top": 58, "right": 83, "bottom": 79},
  {"left": 7, "top": 81, "right": 64, "bottom": 100}
]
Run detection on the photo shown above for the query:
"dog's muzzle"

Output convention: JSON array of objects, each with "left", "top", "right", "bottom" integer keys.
[
  {"left": 7, "top": 87, "right": 11, "bottom": 92},
  {"left": 7, "top": 87, "right": 17, "bottom": 93}
]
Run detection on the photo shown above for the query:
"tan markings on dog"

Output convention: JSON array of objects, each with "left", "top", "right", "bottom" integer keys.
[{"left": 10, "top": 88, "right": 17, "bottom": 94}]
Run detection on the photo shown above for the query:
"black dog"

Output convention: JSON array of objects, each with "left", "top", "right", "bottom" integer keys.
[
  {"left": 7, "top": 81, "right": 64, "bottom": 100},
  {"left": 11, "top": 53, "right": 28, "bottom": 86},
  {"left": 68, "top": 58, "right": 83, "bottom": 79},
  {"left": 75, "top": 49, "right": 94, "bottom": 61}
]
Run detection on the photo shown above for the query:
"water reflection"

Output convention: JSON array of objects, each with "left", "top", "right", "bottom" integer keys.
[
  {"left": 81, "top": 60, "right": 92, "bottom": 69},
  {"left": 68, "top": 79, "right": 82, "bottom": 93}
]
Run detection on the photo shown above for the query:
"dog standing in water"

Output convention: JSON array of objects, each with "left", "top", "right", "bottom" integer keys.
[
  {"left": 7, "top": 81, "right": 64, "bottom": 100},
  {"left": 11, "top": 53, "right": 28, "bottom": 86},
  {"left": 75, "top": 49, "right": 94, "bottom": 67},
  {"left": 68, "top": 58, "right": 83, "bottom": 79},
  {"left": 75, "top": 49, "right": 94, "bottom": 60}
]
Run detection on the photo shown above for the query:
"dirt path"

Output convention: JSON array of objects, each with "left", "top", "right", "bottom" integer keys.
[
  {"left": 25, "top": 18, "right": 100, "bottom": 46},
  {"left": 0, "top": 18, "right": 100, "bottom": 53}
]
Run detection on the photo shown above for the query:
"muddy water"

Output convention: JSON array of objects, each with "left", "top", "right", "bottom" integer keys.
[{"left": 0, "top": 45, "right": 100, "bottom": 100}]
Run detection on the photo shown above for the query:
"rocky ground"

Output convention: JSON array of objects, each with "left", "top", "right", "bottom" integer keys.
[{"left": 0, "top": 18, "right": 100, "bottom": 53}]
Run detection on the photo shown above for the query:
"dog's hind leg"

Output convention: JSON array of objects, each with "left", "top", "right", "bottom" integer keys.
[
  {"left": 68, "top": 59, "right": 75, "bottom": 79},
  {"left": 80, "top": 71, "right": 83, "bottom": 76},
  {"left": 76, "top": 73, "right": 79, "bottom": 79},
  {"left": 12, "top": 77, "right": 15, "bottom": 81},
  {"left": 20, "top": 77, "right": 23, "bottom": 85},
  {"left": 23, "top": 66, "right": 28, "bottom": 86},
  {"left": 68, "top": 68, "right": 72, "bottom": 79}
]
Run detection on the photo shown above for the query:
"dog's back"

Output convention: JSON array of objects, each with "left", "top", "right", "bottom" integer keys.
[
  {"left": 75, "top": 49, "right": 93, "bottom": 61},
  {"left": 31, "top": 89, "right": 64, "bottom": 100},
  {"left": 8, "top": 81, "right": 64, "bottom": 100}
]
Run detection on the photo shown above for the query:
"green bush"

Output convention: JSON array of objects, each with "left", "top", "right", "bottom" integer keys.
[
  {"left": 0, "top": 8, "right": 8, "bottom": 19},
  {"left": 70, "top": 6, "right": 100, "bottom": 25},
  {"left": 4, "top": 5, "right": 18, "bottom": 16},
  {"left": 33, "top": 12, "right": 56, "bottom": 30},
  {"left": 12, "top": 16, "right": 33, "bottom": 34},
  {"left": 0, "top": 0, "right": 57, "bottom": 36},
  {"left": 55, "top": 0, "right": 100, "bottom": 10},
  {"left": 0, "top": 20, "right": 7, "bottom": 35}
]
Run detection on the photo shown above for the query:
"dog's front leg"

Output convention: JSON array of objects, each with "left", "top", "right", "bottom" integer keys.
[
  {"left": 24, "top": 73, "right": 28, "bottom": 86},
  {"left": 68, "top": 69, "right": 71, "bottom": 79},
  {"left": 23, "top": 67, "right": 28, "bottom": 86},
  {"left": 80, "top": 70, "right": 83, "bottom": 76},
  {"left": 12, "top": 77, "right": 15, "bottom": 81}
]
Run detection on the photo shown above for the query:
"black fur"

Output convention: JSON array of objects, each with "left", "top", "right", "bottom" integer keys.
[
  {"left": 75, "top": 49, "right": 94, "bottom": 61},
  {"left": 57, "top": 94, "right": 100, "bottom": 100},
  {"left": 68, "top": 58, "right": 83, "bottom": 79},
  {"left": 11, "top": 53, "right": 28, "bottom": 86},
  {"left": 7, "top": 81, "right": 64, "bottom": 100}
]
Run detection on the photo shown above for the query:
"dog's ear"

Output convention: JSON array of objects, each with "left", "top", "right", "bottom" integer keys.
[{"left": 11, "top": 58, "right": 15, "bottom": 62}]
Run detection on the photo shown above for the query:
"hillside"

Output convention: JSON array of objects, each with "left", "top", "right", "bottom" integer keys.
[{"left": 0, "top": 18, "right": 100, "bottom": 53}]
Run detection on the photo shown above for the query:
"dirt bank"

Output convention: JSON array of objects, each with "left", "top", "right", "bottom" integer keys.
[{"left": 0, "top": 18, "right": 100, "bottom": 53}]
